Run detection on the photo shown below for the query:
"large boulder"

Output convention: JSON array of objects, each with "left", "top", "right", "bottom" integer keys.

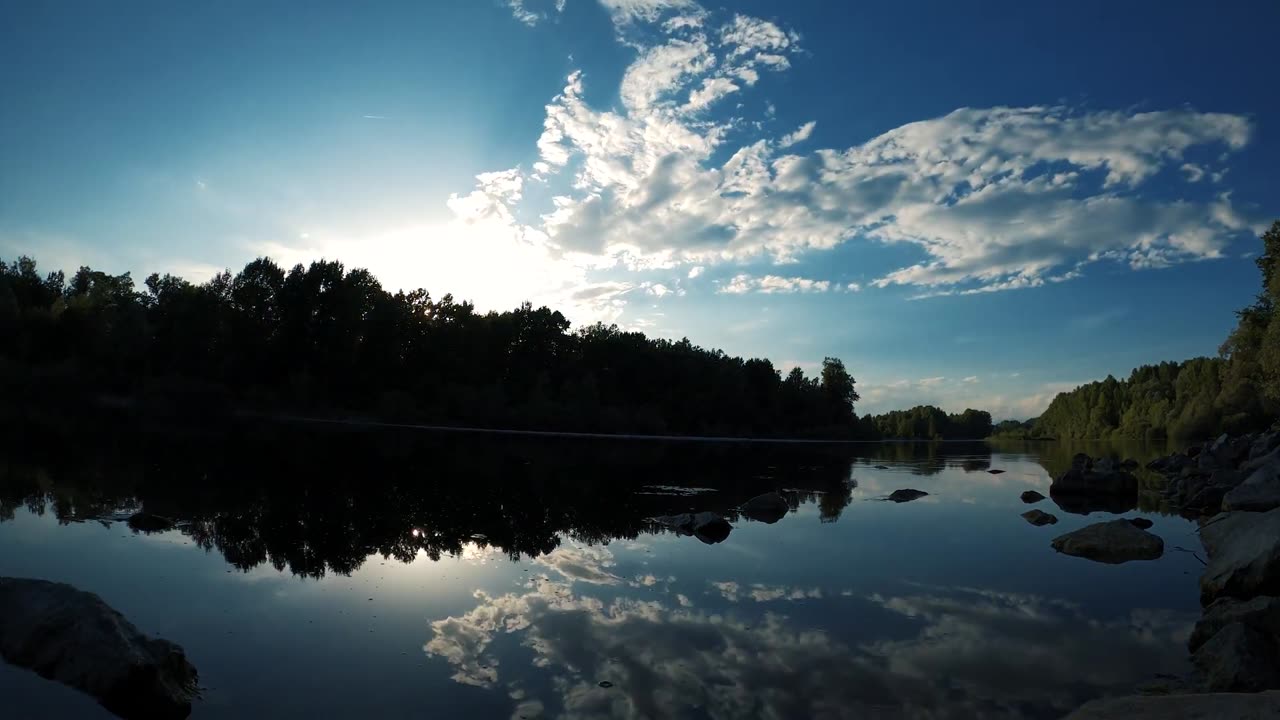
[
  {"left": 1223, "top": 456, "right": 1280, "bottom": 512},
  {"left": 1191, "top": 596, "right": 1280, "bottom": 652},
  {"left": 1192, "top": 622, "right": 1280, "bottom": 692},
  {"left": 740, "top": 492, "right": 789, "bottom": 524},
  {"left": 1250, "top": 433, "right": 1280, "bottom": 463},
  {"left": 1063, "top": 691, "right": 1280, "bottom": 719},
  {"left": 887, "top": 489, "right": 928, "bottom": 503},
  {"left": 1200, "top": 508, "right": 1280, "bottom": 603},
  {"left": 691, "top": 512, "right": 732, "bottom": 544},
  {"left": 1050, "top": 454, "right": 1138, "bottom": 497},
  {"left": 1050, "top": 520, "right": 1164, "bottom": 564},
  {"left": 0, "top": 577, "right": 198, "bottom": 720}
]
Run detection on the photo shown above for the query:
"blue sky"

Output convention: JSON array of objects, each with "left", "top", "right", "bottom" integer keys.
[{"left": 2, "top": 0, "right": 1277, "bottom": 419}]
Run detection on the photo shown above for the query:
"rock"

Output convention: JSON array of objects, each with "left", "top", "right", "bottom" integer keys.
[
  {"left": 1050, "top": 520, "right": 1164, "bottom": 564},
  {"left": 690, "top": 512, "right": 732, "bottom": 544},
  {"left": 1251, "top": 433, "right": 1280, "bottom": 463},
  {"left": 1188, "top": 444, "right": 1204, "bottom": 458},
  {"left": 1050, "top": 462, "right": 1138, "bottom": 497},
  {"left": 1201, "top": 508, "right": 1280, "bottom": 603},
  {"left": 654, "top": 512, "right": 733, "bottom": 543},
  {"left": 1213, "top": 469, "right": 1246, "bottom": 489},
  {"left": 1093, "top": 457, "right": 1118, "bottom": 474},
  {"left": 1199, "top": 451, "right": 1223, "bottom": 471},
  {"left": 1120, "top": 458, "right": 1139, "bottom": 470},
  {"left": 1150, "top": 453, "right": 1192, "bottom": 474},
  {"left": 1223, "top": 480, "right": 1280, "bottom": 513},
  {"left": 887, "top": 489, "right": 928, "bottom": 503},
  {"left": 0, "top": 577, "right": 198, "bottom": 720},
  {"left": 1187, "top": 485, "right": 1232, "bottom": 512},
  {"left": 1242, "top": 446, "right": 1280, "bottom": 476},
  {"left": 986, "top": 469, "right": 1005, "bottom": 474},
  {"left": 126, "top": 513, "right": 174, "bottom": 534},
  {"left": 740, "top": 492, "right": 789, "bottom": 524},
  {"left": 1021, "top": 509, "right": 1058, "bottom": 526},
  {"left": 873, "top": 465, "right": 890, "bottom": 470},
  {"left": 1214, "top": 434, "right": 1254, "bottom": 468},
  {"left": 1020, "top": 490, "right": 1045, "bottom": 503},
  {"left": 1050, "top": 493, "right": 1138, "bottom": 516},
  {"left": 1191, "top": 596, "right": 1280, "bottom": 652},
  {"left": 1063, "top": 691, "right": 1280, "bottom": 719},
  {"left": 1192, "top": 622, "right": 1280, "bottom": 692},
  {"left": 1128, "top": 517, "right": 1154, "bottom": 530}
]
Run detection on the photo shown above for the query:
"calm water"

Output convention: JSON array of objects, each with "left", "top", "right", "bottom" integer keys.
[{"left": 0, "top": 428, "right": 1203, "bottom": 719}]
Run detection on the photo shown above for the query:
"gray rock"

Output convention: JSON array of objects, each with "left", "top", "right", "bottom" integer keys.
[
  {"left": 1187, "top": 485, "right": 1231, "bottom": 512},
  {"left": 1020, "top": 490, "right": 1045, "bottom": 503},
  {"left": 1242, "top": 446, "right": 1280, "bottom": 476},
  {"left": 1212, "top": 469, "right": 1246, "bottom": 489},
  {"left": 1192, "top": 622, "right": 1280, "bottom": 692},
  {"left": 1063, "top": 691, "right": 1280, "bottom": 719},
  {"left": 887, "top": 489, "right": 928, "bottom": 503},
  {"left": 1223, "top": 479, "right": 1280, "bottom": 513},
  {"left": 1051, "top": 453, "right": 1139, "bottom": 499},
  {"left": 1214, "top": 434, "right": 1254, "bottom": 468},
  {"left": 0, "top": 577, "right": 198, "bottom": 720},
  {"left": 1021, "top": 509, "right": 1058, "bottom": 526},
  {"left": 126, "top": 513, "right": 174, "bottom": 534},
  {"left": 1201, "top": 508, "right": 1280, "bottom": 603},
  {"left": 654, "top": 513, "right": 733, "bottom": 543},
  {"left": 1191, "top": 596, "right": 1280, "bottom": 652},
  {"left": 1050, "top": 520, "right": 1164, "bottom": 564},
  {"left": 740, "top": 492, "right": 789, "bottom": 524},
  {"left": 690, "top": 512, "right": 732, "bottom": 544},
  {"left": 1251, "top": 433, "right": 1280, "bottom": 463}
]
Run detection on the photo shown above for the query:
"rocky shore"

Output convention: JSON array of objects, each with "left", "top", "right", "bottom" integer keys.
[{"left": 1060, "top": 428, "right": 1280, "bottom": 717}]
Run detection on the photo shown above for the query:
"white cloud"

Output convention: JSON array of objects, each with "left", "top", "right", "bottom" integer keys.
[
  {"left": 962, "top": 376, "right": 979, "bottom": 384},
  {"left": 778, "top": 120, "right": 815, "bottom": 148},
  {"left": 718, "top": 274, "right": 831, "bottom": 294},
  {"left": 686, "top": 265, "right": 704, "bottom": 278},
  {"left": 598, "top": 0, "right": 698, "bottom": 26},
  {"left": 507, "top": 0, "right": 542, "bottom": 26},
  {"left": 845, "top": 282, "right": 861, "bottom": 292},
  {"left": 425, "top": 579, "right": 1193, "bottom": 719},
  {"left": 1181, "top": 163, "right": 1205, "bottom": 182}
]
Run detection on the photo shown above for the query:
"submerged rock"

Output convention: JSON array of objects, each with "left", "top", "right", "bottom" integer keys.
[
  {"left": 1050, "top": 520, "right": 1164, "bottom": 564},
  {"left": 1192, "top": 622, "right": 1280, "bottom": 692},
  {"left": 887, "top": 489, "right": 928, "bottom": 503},
  {"left": 740, "top": 492, "right": 789, "bottom": 524},
  {"left": 0, "top": 577, "right": 198, "bottom": 720},
  {"left": 1021, "top": 509, "right": 1058, "bottom": 526},
  {"left": 1020, "top": 490, "right": 1045, "bottom": 504},
  {"left": 1063, "top": 691, "right": 1280, "bottom": 719},
  {"left": 1200, "top": 508, "right": 1280, "bottom": 603}
]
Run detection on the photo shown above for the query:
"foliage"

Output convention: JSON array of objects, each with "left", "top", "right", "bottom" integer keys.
[
  {"left": 1032, "top": 221, "right": 1280, "bottom": 442},
  {"left": 867, "top": 405, "right": 993, "bottom": 440},
  {"left": 0, "top": 256, "right": 882, "bottom": 438}
]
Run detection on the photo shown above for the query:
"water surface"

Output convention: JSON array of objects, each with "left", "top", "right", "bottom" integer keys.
[{"left": 0, "top": 430, "right": 1202, "bottom": 719}]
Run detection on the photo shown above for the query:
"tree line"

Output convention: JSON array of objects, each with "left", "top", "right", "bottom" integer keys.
[
  {"left": 0, "top": 255, "right": 886, "bottom": 437},
  {"left": 1031, "top": 221, "right": 1280, "bottom": 442}
]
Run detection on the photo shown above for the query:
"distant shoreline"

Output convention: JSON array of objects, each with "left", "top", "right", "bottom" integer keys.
[{"left": 256, "top": 413, "right": 1001, "bottom": 445}]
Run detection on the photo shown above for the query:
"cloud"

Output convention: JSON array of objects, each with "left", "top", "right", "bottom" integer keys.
[
  {"left": 533, "top": 544, "right": 623, "bottom": 585},
  {"left": 961, "top": 376, "right": 979, "bottom": 384},
  {"left": 686, "top": 265, "right": 704, "bottom": 278},
  {"left": 425, "top": 579, "right": 1193, "bottom": 719},
  {"left": 778, "top": 120, "right": 816, "bottom": 148},
  {"left": 450, "top": 0, "right": 1256, "bottom": 297},
  {"left": 718, "top": 274, "right": 831, "bottom": 294},
  {"left": 712, "top": 581, "right": 822, "bottom": 602},
  {"left": 507, "top": 0, "right": 543, "bottom": 26}
]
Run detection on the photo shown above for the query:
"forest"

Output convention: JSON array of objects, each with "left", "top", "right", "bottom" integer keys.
[
  {"left": 0, "top": 254, "right": 942, "bottom": 438},
  {"left": 1031, "top": 221, "right": 1280, "bottom": 442}
]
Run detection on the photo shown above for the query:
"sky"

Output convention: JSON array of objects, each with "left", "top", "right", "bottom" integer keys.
[{"left": 2, "top": 0, "right": 1277, "bottom": 420}]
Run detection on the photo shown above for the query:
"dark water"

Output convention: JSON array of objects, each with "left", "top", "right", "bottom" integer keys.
[{"left": 0, "top": 428, "right": 1203, "bottom": 719}]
